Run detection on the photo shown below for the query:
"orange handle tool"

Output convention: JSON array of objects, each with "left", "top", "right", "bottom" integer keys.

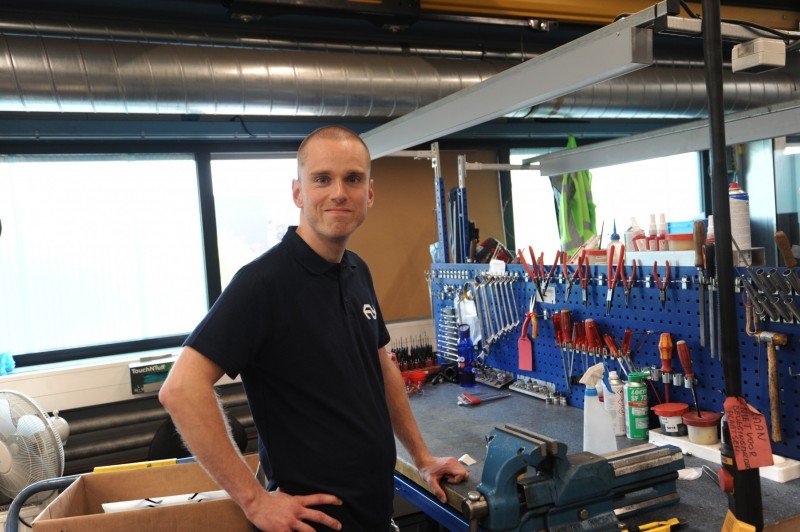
[
  {"left": 560, "top": 309, "right": 572, "bottom": 345},
  {"left": 585, "top": 319, "right": 601, "bottom": 352},
  {"left": 676, "top": 340, "right": 693, "bottom": 380},
  {"left": 603, "top": 334, "right": 619, "bottom": 357},
  {"left": 553, "top": 313, "right": 563, "bottom": 346},
  {"left": 677, "top": 340, "right": 702, "bottom": 417},
  {"left": 693, "top": 221, "right": 707, "bottom": 269},
  {"left": 776, "top": 231, "right": 797, "bottom": 268},
  {"left": 658, "top": 332, "right": 673, "bottom": 373},
  {"left": 572, "top": 322, "right": 583, "bottom": 351},
  {"left": 622, "top": 328, "right": 632, "bottom": 355}
]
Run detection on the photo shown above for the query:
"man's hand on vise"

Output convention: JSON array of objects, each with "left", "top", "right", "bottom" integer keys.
[
  {"left": 244, "top": 489, "right": 343, "bottom": 531},
  {"left": 417, "top": 456, "right": 469, "bottom": 503}
]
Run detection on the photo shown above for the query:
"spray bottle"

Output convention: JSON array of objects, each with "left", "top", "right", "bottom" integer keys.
[{"left": 580, "top": 363, "right": 618, "bottom": 455}]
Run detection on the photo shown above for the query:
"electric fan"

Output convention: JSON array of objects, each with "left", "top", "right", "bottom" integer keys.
[{"left": 0, "top": 390, "right": 68, "bottom": 504}]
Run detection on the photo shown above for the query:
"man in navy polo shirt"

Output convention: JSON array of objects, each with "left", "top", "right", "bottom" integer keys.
[{"left": 160, "top": 125, "right": 467, "bottom": 531}]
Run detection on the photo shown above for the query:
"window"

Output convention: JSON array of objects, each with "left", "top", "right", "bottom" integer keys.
[
  {"left": 510, "top": 150, "right": 560, "bottom": 254},
  {"left": 210, "top": 156, "right": 299, "bottom": 289},
  {"left": 591, "top": 153, "right": 703, "bottom": 243},
  {"left": 0, "top": 154, "right": 207, "bottom": 357},
  {"left": 510, "top": 150, "right": 702, "bottom": 253}
]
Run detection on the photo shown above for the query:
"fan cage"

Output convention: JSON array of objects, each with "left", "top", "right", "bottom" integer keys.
[{"left": 0, "top": 390, "right": 65, "bottom": 502}]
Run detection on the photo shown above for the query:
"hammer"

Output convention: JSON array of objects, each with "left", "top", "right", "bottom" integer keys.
[{"left": 755, "top": 331, "right": 788, "bottom": 442}]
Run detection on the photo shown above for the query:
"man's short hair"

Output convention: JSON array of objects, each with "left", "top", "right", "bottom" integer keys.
[{"left": 297, "top": 125, "right": 371, "bottom": 177}]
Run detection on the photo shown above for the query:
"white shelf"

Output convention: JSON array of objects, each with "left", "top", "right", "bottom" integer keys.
[{"left": 649, "top": 429, "right": 800, "bottom": 483}]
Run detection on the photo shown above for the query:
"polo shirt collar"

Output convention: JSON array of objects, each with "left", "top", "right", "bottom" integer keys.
[{"left": 283, "top": 226, "right": 356, "bottom": 275}]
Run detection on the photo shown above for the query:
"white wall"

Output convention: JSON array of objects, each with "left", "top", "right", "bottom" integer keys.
[{"left": 0, "top": 319, "right": 434, "bottom": 412}]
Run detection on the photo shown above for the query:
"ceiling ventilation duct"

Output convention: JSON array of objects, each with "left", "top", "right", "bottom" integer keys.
[{"left": 0, "top": 32, "right": 797, "bottom": 119}]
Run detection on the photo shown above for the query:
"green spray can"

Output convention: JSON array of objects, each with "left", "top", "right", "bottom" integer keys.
[{"left": 625, "top": 371, "right": 650, "bottom": 440}]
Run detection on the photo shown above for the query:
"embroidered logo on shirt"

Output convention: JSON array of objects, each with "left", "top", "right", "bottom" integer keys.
[{"left": 363, "top": 304, "right": 377, "bottom": 320}]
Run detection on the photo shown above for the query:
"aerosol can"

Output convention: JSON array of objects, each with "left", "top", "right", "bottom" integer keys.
[
  {"left": 625, "top": 371, "right": 650, "bottom": 440},
  {"left": 606, "top": 370, "right": 626, "bottom": 437}
]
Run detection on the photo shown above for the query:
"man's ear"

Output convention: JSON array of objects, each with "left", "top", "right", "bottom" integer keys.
[
  {"left": 367, "top": 178, "right": 375, "bottom": 208},
  {"left": 292, "top": 179, "right": 302, "bottom": 208}
]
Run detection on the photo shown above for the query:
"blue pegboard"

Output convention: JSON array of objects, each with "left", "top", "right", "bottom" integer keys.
[{"left": 431, "top": 262, "right": 800, "bottom": 462}]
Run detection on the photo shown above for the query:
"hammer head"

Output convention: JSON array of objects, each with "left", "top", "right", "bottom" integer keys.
[{"left": 756, "top": 331, "right": 788, "bottom": 346}]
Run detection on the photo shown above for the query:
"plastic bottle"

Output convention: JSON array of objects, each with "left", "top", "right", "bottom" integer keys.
[
  {"left": 729, "top": 183, "right": 751, "bottom": 252},
  {"left": 457, "top": 324, "right": 476, "bottom": 388},
  {"left": 608, "top": 220, "right": 624, "bottom": 265},
  {"left": 606, "top": 370, "right": 627, "bottom": 437},
  {"left": 656, "top": 213, "right": 668, "bottom": 251},
  {"left": 624, "top": 217, "right": 645, "bottom": 252},
  {"left": 625, "top": 371, "right": 650, "bottom": 440},
  {"left": 580, "top": 363, "right": 617, "bottom": 455},
  {"left": 646, "top": 214, "right": 658, "bottom": 251}
]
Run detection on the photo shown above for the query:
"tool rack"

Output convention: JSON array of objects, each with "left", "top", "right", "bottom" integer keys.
[{"left": 431, "top": 262, "right": 800, "bottom": 463}]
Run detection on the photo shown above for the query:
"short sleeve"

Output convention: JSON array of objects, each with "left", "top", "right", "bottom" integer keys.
[{"left": 184, "top": 264, "right": 272, "bottom": 379}]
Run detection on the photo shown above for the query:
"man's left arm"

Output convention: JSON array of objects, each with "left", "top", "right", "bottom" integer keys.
[{"left": 378, "top": 346, "right": 468, "bottom": 503}]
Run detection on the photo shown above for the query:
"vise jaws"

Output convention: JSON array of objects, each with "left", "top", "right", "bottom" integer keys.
[{"left": 461, "top": 424, "right": 684, "bottom": 531}]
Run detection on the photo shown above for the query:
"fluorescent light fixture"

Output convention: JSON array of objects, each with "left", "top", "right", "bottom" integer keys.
[{"left": 784, "top": 144, "right": 800, "bottom": 155}]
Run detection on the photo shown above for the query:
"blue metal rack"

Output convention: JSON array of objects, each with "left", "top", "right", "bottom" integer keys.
[{"left": 431, "top": 262, "right": 800, "bottom": 462}]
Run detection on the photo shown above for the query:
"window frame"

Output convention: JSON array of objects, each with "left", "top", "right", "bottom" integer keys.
[{"left": 1, "top": 140, "right": 301, "bottom": 367}]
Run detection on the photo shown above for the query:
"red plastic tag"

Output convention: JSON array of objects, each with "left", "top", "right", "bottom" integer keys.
[{"left": 723, "top": 397, "right": 774, "bottom": 471}]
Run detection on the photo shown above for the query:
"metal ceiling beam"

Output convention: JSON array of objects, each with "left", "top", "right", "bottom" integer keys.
[
  {"left": 361, "top": 1, "right": 674, "bottom": 158},
  {"left": 525, "top": 98, "right": 800, "bottom": 176},
  {"left": 0, "top": 118, "right": 672, "bottom": 142},
  {"left": 663, "top": 15, "right": 800, "bottom": 41},
  {"left": 422, "top": 1, "right": 800, "bottom": 30}
]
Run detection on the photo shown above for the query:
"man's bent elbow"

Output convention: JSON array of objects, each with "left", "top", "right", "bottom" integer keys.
[{"left": 158, "top": 376, "right": 181, "bottom": 414}]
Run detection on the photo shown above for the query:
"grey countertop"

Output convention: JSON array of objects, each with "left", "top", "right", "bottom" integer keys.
[{"left": 395, "top": 382, "right": 800, "bottom": 531}]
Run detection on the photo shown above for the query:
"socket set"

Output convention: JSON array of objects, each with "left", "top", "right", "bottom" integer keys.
[
  {"left": 475, "top": 366, "right": 514, "bottom": 388},
  {"left": 509, "top": 377, "right": 559, "bottom": 401}
]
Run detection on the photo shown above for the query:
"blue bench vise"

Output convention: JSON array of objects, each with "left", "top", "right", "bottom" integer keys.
[{"left": 461, "top": 424, "right": 685, "bottom": 531}]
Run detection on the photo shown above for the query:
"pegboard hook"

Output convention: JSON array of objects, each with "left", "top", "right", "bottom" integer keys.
[{"left": 789, "top": 366, "right": 800, "bottom": 378}]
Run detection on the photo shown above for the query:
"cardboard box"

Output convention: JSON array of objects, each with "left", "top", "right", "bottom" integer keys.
[
  {"left": 128, "top": 355, "right": 176, "bottom": 395},
  {"left": 33, "top": 455, "right": 259, "bottom": 531}
]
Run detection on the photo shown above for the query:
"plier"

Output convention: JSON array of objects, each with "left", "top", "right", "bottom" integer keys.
[
  {"left": 521, "top": 294, "right": 538, "bottom": 339},
  {"left": 538, "top": 250, "right": 562, "bottom": 295},
  {"left": 606, "top": 245, "right": 625, "bottom": 315},
  {"left": 517, "top": 248, "right": 543, "bottom": 300},
  {"left": 563, "top": 249, "right": 586, "bottom": 302},
  {"left": 653, "top": 260, "right": 671, "bottom": 309},
  {"left": 620, "top": 258, "right": 638, "bottom": 305}
]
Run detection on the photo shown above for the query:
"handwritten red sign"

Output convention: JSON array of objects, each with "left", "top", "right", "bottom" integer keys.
[{"left": 723, "top": 397, "right": 774, "bottom": 471}]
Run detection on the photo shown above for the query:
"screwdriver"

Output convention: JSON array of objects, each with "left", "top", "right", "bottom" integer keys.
[
  {"left": 658, "top": 332, "right": 673, "bottom": 403},
  {"left": 603, "top": 333, "right": 625, "bottom": 374},
  {"left": 458, "top": 391, "right": 511, "bottom": 406},
  {"left": 572, "top": 321, "right": 583, "bottom": 377},
  {"left": 560, "top": 310, "right": 573, "bottom": 392},
  {"left": 621, "top": 327, "right": 633, "bottom": 374},
  {"left": 693, "top": 220, "right": 707, "bottom": 348},
  {"left": 676, "top": 340, "right": 701, "bottom": 417},
  {"left": 553, "top": 313, "right": 568, "bottom": 392},
  {"left": 585, "top": 319, "right": 602, "bottom": 365},
  {"left": 775, "top": 230, "right": 797, "bottom": 268}
]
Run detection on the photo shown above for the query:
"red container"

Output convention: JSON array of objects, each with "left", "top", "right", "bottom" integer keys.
[
  {"left": 652, "top": 402, "right": 689, "bottom": 435},
  {"left": 682, "top": 411, "right": 723, "bottom": 444}
]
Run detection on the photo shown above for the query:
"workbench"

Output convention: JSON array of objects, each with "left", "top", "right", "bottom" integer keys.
[{"left": 394, "top": 383, "right": 800, "bottom": 531}]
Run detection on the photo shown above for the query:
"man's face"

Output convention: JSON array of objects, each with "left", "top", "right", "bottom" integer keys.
[{"left": 292, "top": 137, "right": 374, "bottom": 246}]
